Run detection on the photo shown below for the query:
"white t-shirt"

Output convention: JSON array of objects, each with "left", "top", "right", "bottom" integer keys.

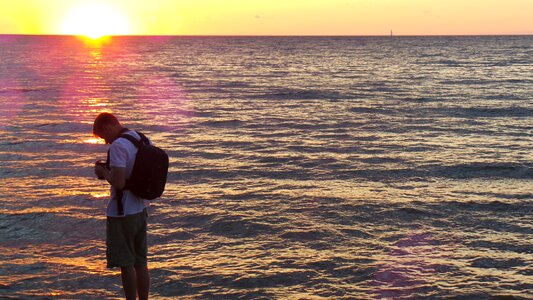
[{"left": 107, "top": 130, "right": 150, "bottom": 217}]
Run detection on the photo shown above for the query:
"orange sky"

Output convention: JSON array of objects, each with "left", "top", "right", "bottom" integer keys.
[{"left": 0, "top": 0, "right": 531, "bottom": 36}]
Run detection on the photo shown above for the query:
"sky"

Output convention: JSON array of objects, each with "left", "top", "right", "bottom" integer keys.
[{"left": 0, "top": 0, "right": 531, "bottom": 36}]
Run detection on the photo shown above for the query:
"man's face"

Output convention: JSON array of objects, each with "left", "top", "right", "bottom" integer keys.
[{"left": 96, "top": 126, "right": 114, "bottom": 144}]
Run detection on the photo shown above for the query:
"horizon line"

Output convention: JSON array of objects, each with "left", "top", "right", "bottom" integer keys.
[{"left": 0, "top": 33, "right": 532, "bottom": 38}]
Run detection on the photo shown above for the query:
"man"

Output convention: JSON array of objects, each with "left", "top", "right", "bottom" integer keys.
[{"left": 93, "top": 112, "right": 150, "bottom": 300}]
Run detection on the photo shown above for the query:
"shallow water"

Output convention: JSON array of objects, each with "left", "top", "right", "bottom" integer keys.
[{"left": 0, "top": 35, "right": 532, "bottom": 299}]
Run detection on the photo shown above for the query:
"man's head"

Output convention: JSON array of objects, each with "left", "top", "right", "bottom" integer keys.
[{"left": 93, "top": 113, "right": 123, "bottom": 144}]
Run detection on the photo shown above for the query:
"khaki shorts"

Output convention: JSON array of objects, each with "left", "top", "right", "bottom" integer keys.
[{"left": 106, "top": 209, "right": 148, "bottom": 268}]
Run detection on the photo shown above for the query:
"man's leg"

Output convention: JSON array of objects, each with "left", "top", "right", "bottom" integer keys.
[
  {"left": 121, "top": 266, "right": 137, "bottom": 300},
  {"left": 135, "top": 264, "right": 150, "bottom": 300}
]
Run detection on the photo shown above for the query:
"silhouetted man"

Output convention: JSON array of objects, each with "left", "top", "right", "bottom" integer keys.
[{"left": 93, "top": 112, "right": 150, "bottom": 300}]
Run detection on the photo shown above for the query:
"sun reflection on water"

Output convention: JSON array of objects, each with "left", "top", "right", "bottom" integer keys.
[{"left": 84, "top": 137, "right": 104, "bottom": 145}]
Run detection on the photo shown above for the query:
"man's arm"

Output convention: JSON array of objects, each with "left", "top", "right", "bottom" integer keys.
[{"left": 108, "top": 167, "right": 126, "bottom": 190}]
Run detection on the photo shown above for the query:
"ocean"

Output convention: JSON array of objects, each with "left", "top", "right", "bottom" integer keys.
[{"left": 0, "top": 35, "right": 532, "bottom": 299}]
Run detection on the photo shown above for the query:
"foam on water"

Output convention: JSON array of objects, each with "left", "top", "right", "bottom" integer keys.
[{"left": 0, "top": 35, "right": 532, "bottom": 299}]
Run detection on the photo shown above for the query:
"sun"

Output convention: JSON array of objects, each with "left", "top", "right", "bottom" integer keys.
[{"left": 61, "top": 4, "right": 131, "bottom": 39}]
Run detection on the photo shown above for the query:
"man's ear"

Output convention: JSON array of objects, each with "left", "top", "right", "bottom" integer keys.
[{"left": 102, "top": 124, "right": 112, "bottom": 132}]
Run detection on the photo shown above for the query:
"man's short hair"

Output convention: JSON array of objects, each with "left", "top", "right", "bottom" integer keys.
[{"left": 93, "top": 112, "right": 120, "bottom": 136}]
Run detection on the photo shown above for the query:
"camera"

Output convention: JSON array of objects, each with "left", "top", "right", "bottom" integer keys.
[{"left": 95, "top": 159, "right": 108, "bottom": 179}]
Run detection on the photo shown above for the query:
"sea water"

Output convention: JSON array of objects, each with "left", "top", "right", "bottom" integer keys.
[{"left": 0, "top": 35, "right": 532, "bottom": 299}]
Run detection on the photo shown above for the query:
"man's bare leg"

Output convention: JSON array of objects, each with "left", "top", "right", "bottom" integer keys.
[
  {"left": 135, "top": 265, "right": 150, "bottom": 300},
  {"left": 121, "top": 266, "right": 137, "bottom": 300}
]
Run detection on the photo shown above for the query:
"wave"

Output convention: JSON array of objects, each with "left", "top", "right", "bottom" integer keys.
[
  {"left": 456, "top": 191, "right": 533, "bottom": 200},
  {"left": 427, "top": 59, "right": 468, "bottom": 66},
  {"left": 166, "top": 162, "right": 532, "bottom": 183},
  {"left": 467, "top": 240, "right": 532, "bottom": 254},
  {"left": 33, "top": 122, "right": 91, "bottom": 133},
  {"left": 439, "top": 79, "right": 492, "bottom": 85},
  {"left": 217, "top": 81, "right": 251, "bottom": 88},
  {"left": 233, "top": 271, "right": 315, "bottom": 289},
  {"left": 251, "top": 88, "right": 345, "bottom": 100},
  {"left": 416, "top": 106, "right": 533, "bottom": 118},
  {"left": 433, "top": 162, "right": 532, "bottom": 179},
  {"left": 0, "top": 87, "right": 48, "bottom": 94},
  {"left": 439, "top": 79, "right": 532, "bottom": 85},
  {"left": 332, "top": 162, "right": 532, "bottom": 182},
  {"left": 244, "top": 121, "right": 362, "bottom": 131},
  {"left": 401, "top": 97, "right": 439, "bottom": 103},
  {"left": 457, "top": 107, "right": 533, "bottom": 118},
  {"left": 280, "top": 229, "right": 334, "bottom": 241},
  {"left": 209, "top": 216, "right": 274, "bottom": 238},
  {"left": 350, "top": 107, "right": 394, "bottom": 114},
  {"left": 198, "top": 119, "right": 244, "bottom": 127}
]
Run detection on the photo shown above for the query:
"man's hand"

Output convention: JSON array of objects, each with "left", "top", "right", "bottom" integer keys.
[
  {"left": 95, "top": 165, "right": 126, "bottom": 190},
  {"left": 95, "top": 164, "right": 109, "bottom": 180}
]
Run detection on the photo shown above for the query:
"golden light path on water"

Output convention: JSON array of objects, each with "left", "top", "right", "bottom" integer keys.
[{"left": 0, "top": 35, "right": 531, "bottom": 298}]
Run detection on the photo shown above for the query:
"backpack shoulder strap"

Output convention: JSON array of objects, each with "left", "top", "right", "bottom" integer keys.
[
  {"left": 119, "top": 131, "right": 149, "bottom": 148},
  {"left": 120, "top": 133, "right": 141, "bottom": 148},
  {"left": 136, "top": 131, "right": 150, "bottom": 145}
]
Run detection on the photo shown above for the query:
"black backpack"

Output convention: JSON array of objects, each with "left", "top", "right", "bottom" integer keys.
[{"left": 120, "top": 131, "right": 169, "bottom": 200}]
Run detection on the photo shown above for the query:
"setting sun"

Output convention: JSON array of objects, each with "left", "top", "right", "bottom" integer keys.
[{"left": 60, "top": 4, "right": 130, "bottom": 39}]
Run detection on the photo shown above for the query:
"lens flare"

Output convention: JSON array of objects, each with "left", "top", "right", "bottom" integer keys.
[
  {"left": 135, "top": 75, "right": 192, "bottom": 131},
  {"left": 0, "top": 78, "right": 27, "bottom": 129}
]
